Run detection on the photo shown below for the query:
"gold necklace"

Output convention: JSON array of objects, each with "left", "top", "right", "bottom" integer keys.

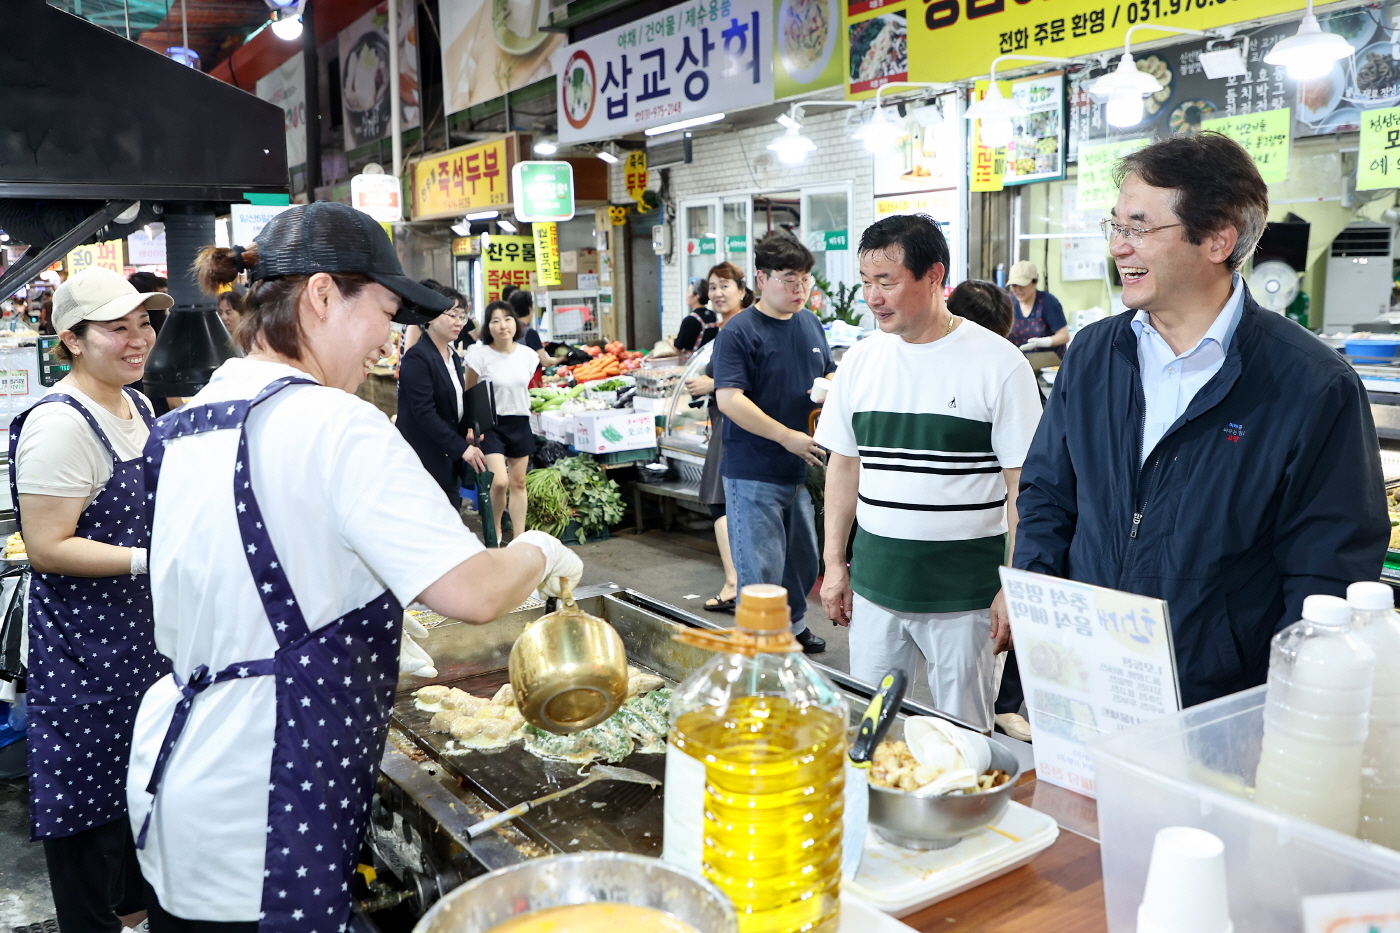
[{"left": 945, "top": 313, "right": 957, "bottom": 337}]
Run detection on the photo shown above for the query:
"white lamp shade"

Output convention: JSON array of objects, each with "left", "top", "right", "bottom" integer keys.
[
  {"left": 768, "top": 126, "right": 817, "bottom": 164},
  {"left": 1089, "top": 54, "right": 1162, "bottom": 99},
  {"left": 1265, "top": 13, "right": 1352, "bottom": 79},
  {"left": 1106, "top": 86, "right": 1146, "bottom": 127},
  {"left": 853, "top": 109, "right": 905, "bottom": 152},
  {"left": 965, "top": 81, "right": 1026, "bottom": 122},
  {"left": 270, "top": 14, "right": 303, "bottom": 40}
]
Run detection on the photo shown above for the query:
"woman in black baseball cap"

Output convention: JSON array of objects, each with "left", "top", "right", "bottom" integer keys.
[{"left": 125, "top": 203, "right": 582, "bottom": 933}]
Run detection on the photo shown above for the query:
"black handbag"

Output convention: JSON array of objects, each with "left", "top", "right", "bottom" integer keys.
[{"left": 0, "top": 566, "right": 28, "bottom": 690}]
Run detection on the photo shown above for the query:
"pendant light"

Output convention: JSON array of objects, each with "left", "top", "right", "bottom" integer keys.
[
  {"left": 1265, "top": 0, "right": 1352, "bottom": 80},
  {"left": 1089, "top": 25, "right": 1207, "bottom": 127},
  {"left": 964, "top": 55, "right": 1073, "bottom": 145},
  {"left": 768, "top": 112, "right": 817, "bottom": 164}
]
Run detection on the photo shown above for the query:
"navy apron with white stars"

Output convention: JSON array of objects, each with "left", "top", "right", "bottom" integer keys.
[
  {"left": 140, "top": 376, "right": 402, "bottom": 933},
  {"left": 8, "top": 387, "right": 169, "bottom": 841}
]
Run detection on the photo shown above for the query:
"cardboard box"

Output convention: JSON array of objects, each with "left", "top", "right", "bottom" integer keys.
[
  {"left": 528, "top": 412, "right": 543, "bottom": 436},
  {"left": 571, "top": 411, "right": 655, "bottom": 454},
  {"left": 560, "top": 249, "right": 599, "bottom": 274},
  {"left": 539, "top": 410, "right": 573, "bottom": 445},
  {"left": 529, "top": 272, "right": 580, "bottom": 291},
  {"left": 630, "top": 394, "right": 664, "bottom": 414}
]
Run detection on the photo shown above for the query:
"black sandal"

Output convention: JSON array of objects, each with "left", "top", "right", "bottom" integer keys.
[{"left": 703, "top": 595, "right": 736, "bottom": 614}]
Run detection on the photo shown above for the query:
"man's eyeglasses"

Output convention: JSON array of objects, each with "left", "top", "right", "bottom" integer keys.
[
  {"left": 768, "top": 273, "right": 815, "bottom": 292},
  {"left": 1099, "top": 219, "right": 1181, "bottom": 248}
]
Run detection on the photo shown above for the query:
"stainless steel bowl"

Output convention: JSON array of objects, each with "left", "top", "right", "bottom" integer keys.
[
  {"left": 867, "top": 721, "right": 1023, "bottom": 850},
  {"left": 411, "top": 852, "right": 737, "bottom": 933}
]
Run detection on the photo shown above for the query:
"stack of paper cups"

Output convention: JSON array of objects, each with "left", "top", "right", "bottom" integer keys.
[{"left": 1137, "top": 827, "right": 1232, "bottom": 933}]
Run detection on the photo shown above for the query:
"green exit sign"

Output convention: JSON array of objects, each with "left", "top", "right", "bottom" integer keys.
[{"left": 511, "top": 161, "right": 575, "bottom": 223}]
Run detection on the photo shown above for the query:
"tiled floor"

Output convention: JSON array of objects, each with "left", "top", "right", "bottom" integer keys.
[{"left": 0, "top": 776, "right": 55, "bottom": 929}]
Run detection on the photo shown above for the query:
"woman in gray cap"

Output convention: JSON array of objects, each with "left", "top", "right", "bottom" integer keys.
[
  {"left": 125, "top": 203, "right": 581, "bottom": 933},
  {"left": 9, "top": 267, "right": 174, "bottom": 933}
]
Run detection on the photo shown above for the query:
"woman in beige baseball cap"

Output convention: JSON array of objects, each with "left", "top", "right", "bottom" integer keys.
[{"left": 8, "top": 266, "right": 173, "bottom": 932}]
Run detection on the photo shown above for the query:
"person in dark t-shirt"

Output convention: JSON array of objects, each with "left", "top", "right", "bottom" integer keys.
[
  {"left": 675, "top": 277, "right": 719, "bottom": 353},
  {"left": 713, "top": 233, "right": 833, "bottom": 654}
]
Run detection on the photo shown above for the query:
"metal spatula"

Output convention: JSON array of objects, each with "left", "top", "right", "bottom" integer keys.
[{"left": 466, "top": 765, "right": 660, "bottom": 839}]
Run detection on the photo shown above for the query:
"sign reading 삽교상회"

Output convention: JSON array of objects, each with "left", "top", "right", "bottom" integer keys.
[{"left": 558, "top": 0, "right": 775, "bottom": 144}]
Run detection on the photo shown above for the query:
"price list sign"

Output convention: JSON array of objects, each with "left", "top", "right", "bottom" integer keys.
[
  {"left": 1075, "top": 137, "right": 1151, "bottom": 211},
  {"left": 1359, "top": 105, "right": 1400, "bottom": 192},
  {"left": 1000, "top": 567, "right": 1181, "bottom": 798}
]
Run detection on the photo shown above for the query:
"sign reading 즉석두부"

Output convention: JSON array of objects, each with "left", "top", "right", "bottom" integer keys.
[{"left": 558, "top": 0, "right": 774, "bottom": 144}]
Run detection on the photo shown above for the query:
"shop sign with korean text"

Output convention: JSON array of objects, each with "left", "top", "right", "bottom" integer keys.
[
  {"left": 534, "top": 223, "right": 562, "bottom": 287},
  {"left": 232, "top": 204, "right": 295, "bottom": 248},
  {"left": 969, "top": 80, "right": 1007, "bottom": 192},
  {"left": 898, "top": 0, "right": 1305, "bottom": 86},
  {"left": 1200, "top": 107, "right": 1290, "bottom": 185},
  {"left": 999, "top": 567, "right": 1181, "bottom": 798},
  {"left": 1360, "top": 105, "right": 1400, "bottom": 191},
  {"left": 557, "top": 0, "right": 775, "bottom": 144},
  {"left": 1002, "top": 71, "right": 1065, "bottom": 185},
  {"left": 126, "top": 228, "right": 166, "bottom": 266},
  {"left": 873, "top": 189, "right": 959, "bottom": 286},
  {"left": 412, "top": 137, "right": 515, "bottom": 220},
  {"left": 351, "top": 172, "right": 404, "bottom": 222},
  {"left": 625, "top": 151, "right": 649, "bottom": 204},
  {"left": 512, "top": 161, "right": 575, "bottom": 222},
  {"left": 482, "top": 235, "right": 536, "bottom": 303},
  {"left": 66, "top": 240, "right": 123, "bottom": 275}
]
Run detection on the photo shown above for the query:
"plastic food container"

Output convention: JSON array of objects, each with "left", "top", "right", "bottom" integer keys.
[
  {"left": 1092, "top": 686, "right": 1400, "bottom": 933},
  {"left": 1345, "top": 339, "right": 1400, "bottom": 362}
]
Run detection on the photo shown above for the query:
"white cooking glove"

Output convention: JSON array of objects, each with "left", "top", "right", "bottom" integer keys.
[
  {"left": 129, "top": 547, "right": 148, "bottom": 576},
  {"left": 1019, "top": 336, "right": 1053, "bottom": 351},
  {"left": 510, "top": 529, "right": 583, "bottom": 600},
  {"left": 399, "top": 612, "right": 437, "bottom": 678}
]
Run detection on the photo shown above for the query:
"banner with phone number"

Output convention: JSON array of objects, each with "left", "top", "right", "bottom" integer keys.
[{"left": 849, "top": 0, "right": 1308, "bottom": 88}]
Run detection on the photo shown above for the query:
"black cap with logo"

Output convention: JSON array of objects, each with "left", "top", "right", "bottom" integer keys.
[{"left": 249, "top": 202, "right": 452, "bottom": 326}]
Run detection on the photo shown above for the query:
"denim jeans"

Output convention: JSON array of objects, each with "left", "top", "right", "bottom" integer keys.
[{"left": 722, "top": 477, "right": 818, "bottom": 634}]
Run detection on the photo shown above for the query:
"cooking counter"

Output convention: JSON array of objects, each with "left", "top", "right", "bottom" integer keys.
[{"left": 368, "top": 586, "right": 1108, "bottom": 931}]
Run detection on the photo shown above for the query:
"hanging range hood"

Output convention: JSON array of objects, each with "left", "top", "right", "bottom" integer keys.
[{"left": 0, "top": 0, "right": 288, "bottom": 396}]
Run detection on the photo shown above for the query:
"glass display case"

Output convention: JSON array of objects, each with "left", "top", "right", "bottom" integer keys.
[{"left": 658, "top": 344, "right": 714, "bottom": 475}]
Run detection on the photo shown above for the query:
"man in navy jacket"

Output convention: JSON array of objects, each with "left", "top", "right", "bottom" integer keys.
[{"left": 1014, "top": 133, "right": 1389, "bottom": 708}]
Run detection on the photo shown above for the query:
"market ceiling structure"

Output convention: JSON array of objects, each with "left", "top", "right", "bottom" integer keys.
[{"left": 45, "top": 0, "right": 272, "bottom": 73}]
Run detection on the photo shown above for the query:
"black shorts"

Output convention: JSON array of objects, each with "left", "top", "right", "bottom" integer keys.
[{"left": 481, "top": 415, "right": 537, "bottom": 459}]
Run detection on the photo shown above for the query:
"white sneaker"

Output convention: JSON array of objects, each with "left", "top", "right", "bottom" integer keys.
[{"left": 995, "top": 712, "right": 1032, "bottom": 742}]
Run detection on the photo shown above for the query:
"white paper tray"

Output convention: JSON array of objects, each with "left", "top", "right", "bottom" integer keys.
[
  {"left": 838, "top": 892, "right": 920, "bottom": 932},
  {"left": 845, "top": 800, "right": 1061, "bottom": 917}
]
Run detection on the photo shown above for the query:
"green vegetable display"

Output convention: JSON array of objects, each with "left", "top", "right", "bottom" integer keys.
[
  {"left": 528, "top": 383, "right": 589, "bottom": 412},
  {"left": 524, "top": 467, "right": 570, "bottom": 537},
  {"left": 590, "top": 378, "right": 629, "bottom": 392},
  {"left": 556, "top": 455, "right": 625, "bottom": 541}
]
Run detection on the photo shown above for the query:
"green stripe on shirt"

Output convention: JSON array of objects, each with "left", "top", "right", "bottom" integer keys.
[
  {"left": 852, "top": 411, "right": 994, "bottom": 453},
  {"left": 850, "top": 526, "right": 1006, "bottom": 613}
]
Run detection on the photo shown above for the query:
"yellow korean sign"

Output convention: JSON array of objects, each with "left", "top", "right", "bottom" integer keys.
[
  {"left": 66, "top": 240, "right": 124, "bottom": 275},
  {"left": 1201, "top": 108, "right": 1290, "bottom": 185},
  {"left": 856, "top": 0, "right": 1308, "bottom": 88},
  {"left": 411, "top": 138, "right": 512, "bottom": 220},
  {"left": 624, "top": 152, "right": 648, "bottom": 206},
  {"left": 1076, "top": 137, "right": 1151, "bottom": 212},
  {"left": 968, "top": 80, "right": 1008, "bottom": 193},
  {"left": 482, "top": 235, "right": 536, "bottom": 304},
  {"left": 1359, "top": 106, "right": 1400, "bottom": 191},
  {"left": 533, "top": 223, "right": 562, "bottom": 288}
]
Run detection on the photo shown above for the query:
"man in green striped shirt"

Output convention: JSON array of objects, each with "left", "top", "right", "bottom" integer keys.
[{"left": 815, "top": 215, "right": 1041, "bottom": 731}]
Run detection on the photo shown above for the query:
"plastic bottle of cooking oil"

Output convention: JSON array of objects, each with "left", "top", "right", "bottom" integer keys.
[
  {"left": 662, "top": 585, "right": 847, "bottom": 933},
  {"left": 1347, "top": 582, "right": 1400, "bottom": 849},
  {"left": 1255, "top": 594, "right": 1375, "bottom": 836}
]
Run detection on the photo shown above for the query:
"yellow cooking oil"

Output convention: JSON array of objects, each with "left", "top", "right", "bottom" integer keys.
[
  {"left": 673, "top": 697, "right": 845, "bottom": 933},
  {"left": 663, "top": 584, "right": 848, "bottom": 933}
]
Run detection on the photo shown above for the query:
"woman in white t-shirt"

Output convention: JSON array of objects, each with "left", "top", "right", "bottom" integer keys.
[
  {"left": 464, "top": 301, "right": 540, "bottom": 544},
  {"left": 125, "top": 203, "right": 581, "bottom": 933},
  {"left": 10, "top": 267, "right": 174, "bottom": 933}
]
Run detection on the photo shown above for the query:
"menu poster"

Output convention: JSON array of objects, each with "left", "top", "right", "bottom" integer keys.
[
  {"left": 440, "top": 0, "right": 563, "bottom": 117},
  {"left": 847, "top": 8, "right": 908, "bottom": 97},
  {"left": 1059, "top": 184, "right": 1107, "bottom": 282},
  {"left": 1358, "top": 105, "right": 1400, "bottom": 192},
  {"left": 968, "top": 81, "right": 1007, "bottom": 193},
  {"left": 1200, "top": 107, "right": 1291, "bottom": 184},
  {"left": 1075, "top": 137, "right": 1150, "bottom": 212},
  {"left": 870, "top": 95, "right": 962, "bottom": 196},
  {"left": 999, "top": 567, "right": 1181, "bottom": 798},
  {"left": 338, "top": 0, "right": 420, "bottom": 152},
  {"left": 1003, "top": 71, "right": 1066, "bottom": 186},
  {"left": 1070, "top": 12, "right": 1377, "bottom": 161}
]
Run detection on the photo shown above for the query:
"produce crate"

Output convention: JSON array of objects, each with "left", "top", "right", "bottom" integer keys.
[{"left": 595, "top": 446, "right": 657, "bottom": 467}]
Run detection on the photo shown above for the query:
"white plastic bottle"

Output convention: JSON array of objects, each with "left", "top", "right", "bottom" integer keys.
[
  {"left": 1348, "top": 582, "right": 1400, "bottom": 849},
  {"left": 1254, "top": 594, "right": 1376, "bottom": 835}
]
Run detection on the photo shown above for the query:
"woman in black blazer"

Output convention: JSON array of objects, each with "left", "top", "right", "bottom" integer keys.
[{"left": 396, "top": 303, "right": 487, "bottom": 507}]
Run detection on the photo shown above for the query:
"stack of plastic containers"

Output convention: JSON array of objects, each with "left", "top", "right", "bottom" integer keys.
[{"left": 1348, "top": 582, "right": 1400, "bottom": 849}]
